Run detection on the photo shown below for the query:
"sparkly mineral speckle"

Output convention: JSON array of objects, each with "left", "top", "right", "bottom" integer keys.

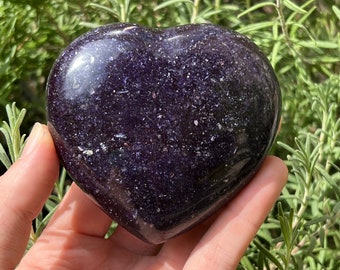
[{"left": 47, "top": 23, "right": 281, "bottom": 244}]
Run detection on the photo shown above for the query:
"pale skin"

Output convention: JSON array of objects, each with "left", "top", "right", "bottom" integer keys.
[{"left": 0, "top": 123, "right": 288, "bottom": 270}]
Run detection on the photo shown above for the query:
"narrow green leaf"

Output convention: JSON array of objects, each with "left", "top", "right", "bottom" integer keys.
[
  {"left": 306, "top": 235, "right": 317, "bottom": 255},
  {"left": 279, "top": 215, "right": 291, "bottom": 245},
  {"left": 253, "top": 240, "right": 284, "bottom": 270},
  {"left": 0, "top": 126, "right": 13, "bottom": 162},
  {"left": 278, "top": 141, "right": 297, "bottom": 155},
  {"left": 284, "top": 0, "right": 307, "bottom": 14},
  {"left": 7, "top": 103, "right": 16, "bottom": 129},
  {"left": 79, "top": 22, "right": 101, "bottom": 29},
  {"left": 319, "top": 227, "right": 325, "bottom": 248},
  {"left": 56, "top": 167, "right": 68, "bottom": 200},
  {"left": 19, "top": 134, "right": 26, "bottom": 157},
  {"left": 276, "top": 252, "right": 287, "bottom": 265},
  {"left": 270, "top": 41, "right": 282, "bottom": 68},
  {"left": 305, "top": 215, "right": 330, "bottom": 226},
  {"left": 197, "top": 9, "right": 228, "bottom": 20},
  {"left": 35, "top": 204, "right": 58, "bottom": 237},
  {"left": 88, "top": 3, "right": 118, "bottom": 15},
  {"left": 12, "top": 108, "right": 26, "bottom": 161},
  {"left": 257, "top": 251, "right": 264, "bottom": 270},
  {"left": 237, "top": 21, "right": 275, "bottom": 34},
  {"left": 237, "top": 2, "right": 276, "bottom": 18},
  {"left": 0, "top": 103, "right": 27, "bottom": 167},
  {"left": 332, "top": 5, "right": 340, "bottom": 21},
  {"left": 0, "top": 143, "right": 11, "bottom": 169},
  {"left": 290, "top": 6, "right": 317, "bottom": 35},
  {"left": 240, "top": 256, "right": 255, "bottom": 270},
  {"left": 154, "top": 0, "right": 193, "bottom": 11},
  {"left": 256, "top": 229, "right": 275, "bottom": 243},
  {"left": 315, "top": 164, "right": 340, "bottom": 199},
  {"left": 297, "top": 40, "right": 339, "bottom": 49},
  {"left": 333, "top": 201, "right": 340, "bottom": 213}
]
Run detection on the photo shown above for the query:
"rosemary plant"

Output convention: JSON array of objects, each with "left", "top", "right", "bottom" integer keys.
[{"left": 1, "top": 0, "right": 339, "bottom": 268}]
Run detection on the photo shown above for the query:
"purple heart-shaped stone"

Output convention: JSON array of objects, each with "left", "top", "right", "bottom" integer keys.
[{"left": 47, "top": 23, "right": 281, "bottom": 244}]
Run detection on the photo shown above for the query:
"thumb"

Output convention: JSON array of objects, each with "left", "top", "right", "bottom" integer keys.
[{"left": 0, "top": 123, "right": 59, "bottom": 269}]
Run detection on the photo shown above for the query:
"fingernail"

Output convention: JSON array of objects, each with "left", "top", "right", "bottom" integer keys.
[{"left": 21, "top": 123, "right": 44, "bottom": 158}]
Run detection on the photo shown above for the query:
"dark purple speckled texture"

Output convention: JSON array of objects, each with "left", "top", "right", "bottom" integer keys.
[{"left": 47, "top": 23, "right": 281, "bottom": 244}]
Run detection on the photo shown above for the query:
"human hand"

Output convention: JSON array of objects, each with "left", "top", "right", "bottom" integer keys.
[{"left": 0, "top": 123, "right": 288, "bottom": 270}]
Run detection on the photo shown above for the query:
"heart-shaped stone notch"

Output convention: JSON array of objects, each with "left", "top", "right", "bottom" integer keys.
[{"left": 47, "top": 23, "right": 281, "bottom": 244}]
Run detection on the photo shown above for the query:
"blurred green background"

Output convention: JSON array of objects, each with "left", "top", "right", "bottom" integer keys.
[{"left": 1, "top": 0, "right": 339, "bottom": 269}]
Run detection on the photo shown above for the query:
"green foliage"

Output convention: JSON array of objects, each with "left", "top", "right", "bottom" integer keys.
[
  {"left": 0, "top": 103, "right": 26, "bottom": 168},
  {"left": 0, "top": 0, "right": 339, "bottom": 268},
  {"left": 0, "top": 103, "right": 68, "bottom": 246}
]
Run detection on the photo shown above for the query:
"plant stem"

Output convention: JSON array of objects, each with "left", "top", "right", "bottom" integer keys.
[
  {"left": 215, "top": 0, "right": 220, "bottom": 11},
  {"left": 276, "top": 0, "right": 293, "bottom": 52},
  {"left": 191, "top": 0, "right": 200, "bottom": 23}
]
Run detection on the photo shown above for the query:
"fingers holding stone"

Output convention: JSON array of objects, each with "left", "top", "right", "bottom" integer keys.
[
  {"left": 45, "top": 183, "right": 113, "bottom": 238},
  {"left": 0, "top": 123, "right": 59, "bottom": 269},
  {"left": 183, "top": 156, "right": 288, "bottom": 270}
]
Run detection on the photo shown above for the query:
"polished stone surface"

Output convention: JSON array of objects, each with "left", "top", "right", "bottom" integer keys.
[{"left": 47, "top": 23, "right": 281, "bottom": 244}]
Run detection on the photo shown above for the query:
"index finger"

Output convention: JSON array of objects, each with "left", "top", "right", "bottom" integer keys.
[{"left": 0, "top": 123, "right": 59, "bottom": 269}]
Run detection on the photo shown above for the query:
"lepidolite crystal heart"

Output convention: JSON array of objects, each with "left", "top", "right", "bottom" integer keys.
[{"left": 47, "top": 23, "right": 281, "bottom": 244}]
